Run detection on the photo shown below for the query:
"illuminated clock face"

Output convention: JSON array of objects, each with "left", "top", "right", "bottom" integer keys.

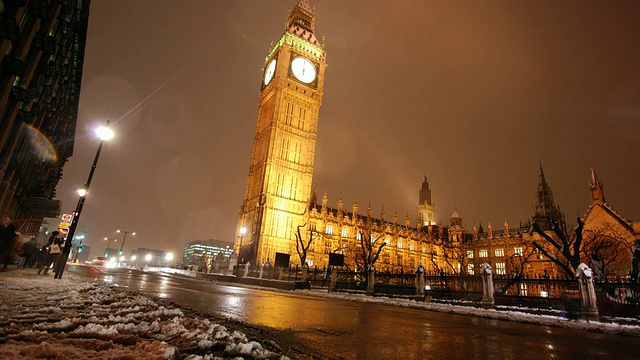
[
  {"left": 290, "top": 57, "right": 316, "bottom": 83},
  {"left": 264, "top": 59, "right": 276, "bottom": 86}
]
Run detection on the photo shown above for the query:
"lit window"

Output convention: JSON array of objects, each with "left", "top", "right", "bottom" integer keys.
[
  {"left": 496, "top": 262, "right": 506, "bottom": 275},
  {"left": 385, "top": 238, "right": 390, "bottom": 245},
  {"left": 371, "top": 235, "right": 377, "bottom": 243},
  {"left": 495, "top": 248, "right": 504, "bottom": 257},
  {"left": 514, "top": 247, "right": 523, "bottom": 257},
  {"left": 421, "top": 247, "right": 426, "bottom": 254},
  {"left": 397, "top": 241, "right": 403, "bottom": 249},
  {"left": 467, "top": 264, "right": 475, "bottom": 275},
  {"left": 356, "top": 232, "right": 362, "bottom": 241},
  {"left": 326, "top": 225, "right": 333, "bottom": 235},
  {"left": 341, "top": 228, "right": 349, "bottom": 238},
  {"left": 467, "top": 250, "right": 474, "bottom": 259},
  {"left": 479, "top": 249, "right": 488, "bottom": 258},
  {"left": 409, "top": 244, "right": 414, "bottom": 251}
]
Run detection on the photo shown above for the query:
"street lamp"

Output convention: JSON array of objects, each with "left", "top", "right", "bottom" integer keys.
[
  {"left": 239, "top": 226, "right": 247, "bottom": 264},
  {"left": 54, "top": 122, "right": 114, "bottom": 279},
  {"left": 116, "top": 229, "right": 135, "bottom": 267}
]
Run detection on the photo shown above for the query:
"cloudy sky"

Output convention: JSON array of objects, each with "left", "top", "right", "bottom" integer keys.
[{"left": 53, "top": 0, "right": 640, "bottom": 257}]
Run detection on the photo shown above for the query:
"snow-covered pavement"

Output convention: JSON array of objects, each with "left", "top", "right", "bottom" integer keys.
[{"left": 0, "top": 269, "right": 289, "bottom": 359}]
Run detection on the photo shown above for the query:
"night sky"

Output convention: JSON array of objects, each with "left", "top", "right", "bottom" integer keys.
[{"left": 52, "top": 0, "right": 640, "bottom": 258}]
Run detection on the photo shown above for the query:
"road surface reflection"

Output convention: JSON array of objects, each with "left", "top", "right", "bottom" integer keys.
[{"left": 66, "top": 265, "right": 638, "bottom": 359}]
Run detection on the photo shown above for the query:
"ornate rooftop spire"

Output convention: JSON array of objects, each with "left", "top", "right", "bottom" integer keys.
[
  {"left": 287, "top": 0, "right": 316, "bottom": 33},
  {"left": 532, "top": 162, "right": 566, "bottom": 232},
  {"left": 589, "top": 166, "right": 606, "bottom": 205}
]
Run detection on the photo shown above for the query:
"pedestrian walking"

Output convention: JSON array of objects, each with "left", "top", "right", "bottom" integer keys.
[
  {"left": 37, "top": 231, "right": 63, "bottom": 275},
  {"left": 21, "top": 237, "right": 39, "bottom": 268},
  {"left": 0, "top": 215, "right": 17, "bottom": 270}
]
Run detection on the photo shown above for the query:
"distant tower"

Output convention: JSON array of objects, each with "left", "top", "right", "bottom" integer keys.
[
  {"left": 417, "top": 176, "right": 436, "bottom": 226},
  {"left": 237, "top": 0, "right": 327, "bottom": 265},
  {"left": 589, "top": 166, "right": 606, "bottom": 205},
  {"left": 449, "top": 208, "right": 465, "bottom": 242},
  {"left": 531, "top": 163, "right": 566, "bottom": 232}
]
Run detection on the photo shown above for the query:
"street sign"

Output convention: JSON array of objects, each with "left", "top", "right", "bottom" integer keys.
[
  {"left": 60, "top": 213, "right": 73, "bottom": 225},
  {"left": 58, "top": 226, "right": 70, "bottom": 235}
]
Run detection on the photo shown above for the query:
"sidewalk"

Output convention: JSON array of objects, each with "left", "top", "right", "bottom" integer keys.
[{"left": 0, "top": 268, "right": 290, "bottom": 359}]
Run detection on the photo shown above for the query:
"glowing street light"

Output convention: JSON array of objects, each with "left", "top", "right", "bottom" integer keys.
[
  {"left": 165, "top": 252, "right": 174, "bottom": 262},
  {"left": 55, "top": 122, "right": 114, "bottom": 279},
  {"left": 238, "top": 226, "right": 247, "bottom": 264},
  {"left": 145, "top": 254, "right": 152, "bottom": 262}
]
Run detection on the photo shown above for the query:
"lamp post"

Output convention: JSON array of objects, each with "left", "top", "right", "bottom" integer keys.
[
  {"left": 116, "top": 229, "right": 135, "bottom": 266},
  {"left": 238, "top": 226, "right": 247, "bottom": 264},
  {"left": 103, "top": 237, "right": 117, "bottom": 257},
  {"left": 54, "top": 122, "right": 114, "bottom": 279}
]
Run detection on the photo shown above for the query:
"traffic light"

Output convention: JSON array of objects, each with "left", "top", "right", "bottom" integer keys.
[
  {"left": 119, "top": 249, "right": 123, "bottom": 256},
  {"left": 78, "top": 246, "right": 83, "bottom": 253}
]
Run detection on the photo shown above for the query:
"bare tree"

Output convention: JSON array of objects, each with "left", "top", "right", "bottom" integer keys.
[
  {"left": 499, "top": 246, "right": 538, "bottom": 294},
  {"left": 295, "top": 223, "right": 318, "bottom": 269},
  {"left": 428, "top": 238, "right": 469, "bottom": 275},
  {"left": 352, "top": 230, "right": 386, "bottom": 279},
  {"left": 531, "top": 217, "right": 584, "bottom": 278},
  {"left": 582, "top": 222, "right": 633, "bottom": 280}
]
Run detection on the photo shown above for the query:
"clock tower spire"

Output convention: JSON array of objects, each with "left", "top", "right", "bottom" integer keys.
[{"left": 236, "top": 1, "right": 327, "bottom": 265}]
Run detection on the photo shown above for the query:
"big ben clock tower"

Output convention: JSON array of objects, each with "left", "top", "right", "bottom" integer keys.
[{"left": 236, "top": 0, "right": 327, "bottom": 265}]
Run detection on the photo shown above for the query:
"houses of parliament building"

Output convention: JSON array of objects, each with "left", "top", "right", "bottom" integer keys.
[{"left": 235, "top": 1, "right": 639, "bottom": 279}]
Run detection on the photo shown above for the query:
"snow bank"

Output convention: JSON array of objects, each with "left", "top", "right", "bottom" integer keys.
[{"left": 0, "top": 270, "right": 289, "bottom": 359}]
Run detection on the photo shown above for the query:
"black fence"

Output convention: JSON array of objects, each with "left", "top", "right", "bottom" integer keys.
[{"left": 234, "top": 264, "right": 640, "bottom": 317}]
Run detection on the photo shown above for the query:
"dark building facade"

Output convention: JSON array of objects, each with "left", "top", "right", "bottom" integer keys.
[{"left": 0, "top": 0, "right": 91, "bottom": 234}]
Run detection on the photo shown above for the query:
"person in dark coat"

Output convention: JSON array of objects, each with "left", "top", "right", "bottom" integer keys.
[
  {"left": 0, "top": 215, "right": 17, "bottom": 269},
  {"left": 37, "top": 231, "right": 63, "bottom": 275},
  {"left": 21, "top": 238, "right": 39, "bottom": 268}
]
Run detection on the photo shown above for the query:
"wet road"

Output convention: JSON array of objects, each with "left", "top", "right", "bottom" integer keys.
[{"left": 68, "top": 265, "right": 638, "bottom": 359}]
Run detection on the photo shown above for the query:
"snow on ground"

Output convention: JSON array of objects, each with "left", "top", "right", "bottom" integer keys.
[{"left": 0, "top": 269, "right": 289, "bottom": 360}]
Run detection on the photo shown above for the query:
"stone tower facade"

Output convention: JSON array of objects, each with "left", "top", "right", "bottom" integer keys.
[
  {"left": 237, "top": 0, "right": 327, "bottom": 265},
  {"left": 416, "top": 176, "right": 436, "bottom": 227}
]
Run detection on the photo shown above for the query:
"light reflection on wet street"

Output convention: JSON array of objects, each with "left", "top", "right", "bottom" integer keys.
[{"left": 68, "top": 265, "right": 638, "bottom": 359}]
